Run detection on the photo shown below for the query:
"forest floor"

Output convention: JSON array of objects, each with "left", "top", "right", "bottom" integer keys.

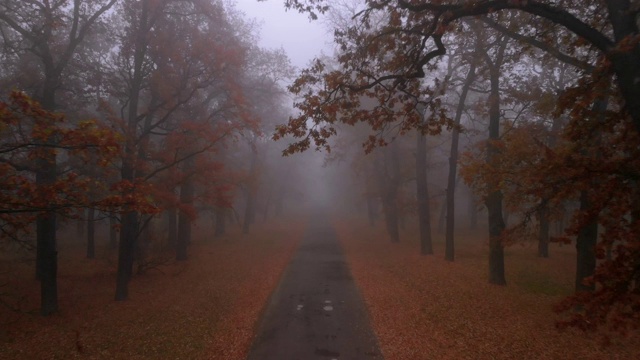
[
  {"left": 0, "top": 218, "right": 304, "bottom": 359},
  {"left": 335, "top": 219, "right": 640, "bottom": 360}
]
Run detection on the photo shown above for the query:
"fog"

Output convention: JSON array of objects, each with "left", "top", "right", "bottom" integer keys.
[{"left": 1, "top": 0, "right": 638, "bottom": 358}]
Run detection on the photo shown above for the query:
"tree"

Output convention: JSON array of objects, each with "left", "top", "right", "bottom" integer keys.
[
  {"left": 0, "top": 91, "right": 121, "bottom": 314},
  {"left": 277, "top": 0, "right": 640, "bottom": 333},
  {"left": 283, "top": 0, "right": 640, "bottom": 133},
  {"left": 0, "top": 0, "right": 118, "bottom": 315}
]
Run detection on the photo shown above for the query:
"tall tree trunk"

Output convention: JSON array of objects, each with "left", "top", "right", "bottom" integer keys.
[
  {"left": 485, "top": 38, "right": 507, "bottom": 286},
  {"left": 36, "top": 80, "right": 58, "bottom": 315},
  {"left": 538, "top": 115, "right": 563, "bottom": 258},
  {"left": 445, "top": 60, "right": 476, "bottom": 261},
  {"left": 116, "top": 212, "right": 138, "bottom": 300},
  {"left": 574, "top": 97, "right": 607, "bottom": 292},
  {"left": 575, "top": 190, "right": 597, "bottom": 292},
  {"left": 416, "top": 131, "right": 433, "bottom": 255},
  {"left": 605, "top": 1, "right": 640, "bottom": 134},
  {"left": 87, "top": 207, "right": 96, "bottom": 259},
  {"left": 177, "top": 158, "right": 195, "bottom": 261},
  {"left": 115, "top": 0, "right": 153, "bottom": 301}
]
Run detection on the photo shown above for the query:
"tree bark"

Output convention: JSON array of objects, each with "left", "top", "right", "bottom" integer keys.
[
  {"left": 115, "top": 0, "right": 153, "bottom": 301},
  {"left": 485, "top": 36, "right": 507, "bottom": 286},
  {"left": 416, "top": 131, "right": 433, "bottom": 255},
  {"left": 445, "top": 60, "right": 476, "bottom": 261},
  {"left": 575, "top": 190, "right": 597, "bottom": 292},
  {"left": 605, "top": 1, "right": 640, "bottom": 133},
  {"left": 36, "top": 78, "right": 58, "bottom": 315}
]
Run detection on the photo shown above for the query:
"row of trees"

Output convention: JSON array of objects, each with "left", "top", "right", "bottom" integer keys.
[
  {"left": 0, "top": 0, "right": 299, "bottom": 315},
  {"left": 278, "top": 0, "right": 640, "bottom": 336}
]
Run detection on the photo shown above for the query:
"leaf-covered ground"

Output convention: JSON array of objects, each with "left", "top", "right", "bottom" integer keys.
[
  {"left": 0, "top": 219, "right": 303, "bottom": 359},
  {"left": 335, "top": 219, "right": 640, "bottom": 360}
]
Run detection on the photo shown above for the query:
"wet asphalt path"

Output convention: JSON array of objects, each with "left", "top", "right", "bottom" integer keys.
[{"left": 247, "top": 215, "right": 383, "bottom": 360}]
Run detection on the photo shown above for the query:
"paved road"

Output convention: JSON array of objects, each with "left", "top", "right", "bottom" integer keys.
[{"left": 247, "top": 216, "right": 382, "bottom": 360}]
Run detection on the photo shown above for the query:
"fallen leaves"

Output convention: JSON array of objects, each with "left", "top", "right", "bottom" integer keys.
[
  {"left": 0, "top": 218, "right": 304, "bottom": 359},
  {"left": 335, "top": 219, "right": 640, "bottom": 360}
]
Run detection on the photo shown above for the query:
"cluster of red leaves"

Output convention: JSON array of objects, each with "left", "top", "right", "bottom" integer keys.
[
  {"left": 0, "top": 219, "right": 304, "bottom": 359},
  {"left": 0, "top": 91, "right": 125, "bottom": 242},
  {"left": 335, "top": 219, "right": 640, "bottom": 359}
]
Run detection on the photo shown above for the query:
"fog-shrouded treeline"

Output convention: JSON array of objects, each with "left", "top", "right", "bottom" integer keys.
[
  {"left": 0, "top": 0, "right": 320, "bottom": 315},
  {"left": 277, "top": 0, "right": 640, "bottom": 336}
]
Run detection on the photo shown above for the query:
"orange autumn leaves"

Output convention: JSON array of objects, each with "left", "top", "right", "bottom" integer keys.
[
  {"left": 0, "top": 92, "right": 132, "bottom": 241},
  {"left": 0, "top": 220, "right": 304, "bottom": 359},
  {"left": 336, "top": 220, "right": 640, "bottom": 359},
  {"left": 459, "top": 105, "right": 640, "bottom": 334}
]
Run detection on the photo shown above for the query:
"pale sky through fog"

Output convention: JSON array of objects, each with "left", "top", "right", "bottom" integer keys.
[{"left": 233, "top": 0, "right": 332, "bottom": 69}]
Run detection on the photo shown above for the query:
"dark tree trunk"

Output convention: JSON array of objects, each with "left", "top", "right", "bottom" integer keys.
[
  {"left": 416, "top": 131, "right": 433, "bottom": 255},
  {"left": 115, "top": 0, "right": 153, "bottom": 301},
  {"left": 485, "top": 38, "right": 507, "bottom": 286},
  {"left": 116, "top": 212, "right": 138, "bottom": 300},
  {"left": 575, "top": 190, "right": 597, "bottom": 292},
  {"left": 167, "top": 207, "right": 177, "bottom": 248},
  {"left": 445, "top": 60, "right": 476, "bottom": 261},
  {"left": 574, "top": 97, "right": 607, "bottom": 292},
  {"left": 36, "top": 80, "right": 58, "bottom": 315},
  {"left": 87, "top": 207, "right": 96, "bottom": 259},
  {"left": 214, "top": 207, "right": 226, "bottom": 237},
  {"left": 538, "top": 113, "right": 563, "bottom": 258},
  {"left": 605, "top": 1, "right": 640, "bottom": 134},
  {"left": 177, "top": 159, "right": 195, "bottom": 261}
]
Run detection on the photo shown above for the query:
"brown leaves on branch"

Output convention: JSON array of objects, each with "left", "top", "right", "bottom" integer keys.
[{"left": 0, "top": 91, "right": 160, "bottom": 243}]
